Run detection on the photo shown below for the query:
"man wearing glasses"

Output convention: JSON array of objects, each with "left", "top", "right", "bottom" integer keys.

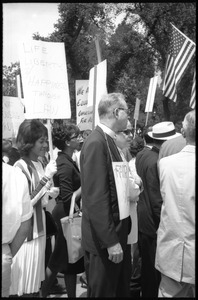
[{"left": 80, "top": 93, "right": 132, "bottom": 297}]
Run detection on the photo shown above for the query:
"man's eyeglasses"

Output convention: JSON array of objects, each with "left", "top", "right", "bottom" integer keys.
[
  {"left": 118, "top": 129, "right": 132, "bottom": 136},
  {"left": 117, "top": 107, "right": 129, "bottom": 115}
]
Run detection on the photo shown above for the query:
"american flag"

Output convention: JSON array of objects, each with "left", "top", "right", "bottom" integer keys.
[
  {"left": 163, "top": 23, "right": 196, "bottom": 102},
  {"left": 189, "top": 69, "right": 196, "bottom": 109}
]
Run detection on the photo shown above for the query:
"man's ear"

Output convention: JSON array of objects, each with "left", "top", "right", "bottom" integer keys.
[
  {"left": 113, "top": 108, "right": 119, "bottom": 119},
  {"left": 65, "top": 140, "right": 70, "bottom": 146},
  {"left": 181, "top": 128, "right": 186, "bottom": 138}
]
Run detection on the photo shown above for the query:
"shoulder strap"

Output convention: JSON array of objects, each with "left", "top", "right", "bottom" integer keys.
[{"left": 15, "top": 160, "right": 32, "bottom": 194}]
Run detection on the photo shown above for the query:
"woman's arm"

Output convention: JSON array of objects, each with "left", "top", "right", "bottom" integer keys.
[{"left": 9, "top": 218, "right": 32, "bottom": 257}]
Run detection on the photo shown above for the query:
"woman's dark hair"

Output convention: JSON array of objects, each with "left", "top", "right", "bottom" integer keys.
[
  {"left": 2, "top": 139, "right": 12, "bottom": 154},
  {"left": 129, "top": 136, "right": 144, "bottom": 157},
  {"left": 16, "top": 119, "right": 47, "bottom": 156},
  {"left": 52, "top": 124, "right": 80, "bottom": 151}
]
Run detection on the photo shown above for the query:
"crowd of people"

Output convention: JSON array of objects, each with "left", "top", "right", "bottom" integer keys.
[{"left": 2, "top": 92, "right": 195, "bottom": 298}]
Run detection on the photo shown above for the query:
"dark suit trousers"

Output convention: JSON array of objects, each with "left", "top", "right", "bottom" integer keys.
[
  {"left": 138, "top": 231, "right": 161, "bottom": 298},
  {"left": 84, "top": 245, "right": 131, "bottom": 297}
]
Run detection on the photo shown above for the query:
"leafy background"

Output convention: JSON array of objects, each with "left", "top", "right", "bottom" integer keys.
[{"left": 3, "top": 3, "right": 196, "bottom": 129}]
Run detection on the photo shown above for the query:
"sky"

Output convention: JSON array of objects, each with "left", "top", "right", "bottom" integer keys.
[{"left": 3, "top": 3, "right": 60, "bottom": 66}]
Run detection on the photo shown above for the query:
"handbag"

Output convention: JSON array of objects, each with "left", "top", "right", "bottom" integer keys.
[
  {"left": 45, "top": 210, "right": 58, "bottom": 237},
  {"left": 61, "top": 191, "right": 83, "bottom": 263}
]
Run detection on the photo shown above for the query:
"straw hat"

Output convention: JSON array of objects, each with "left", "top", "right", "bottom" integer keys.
[{"left": 148, "top": 121, "right": 181, "bottom": 140}]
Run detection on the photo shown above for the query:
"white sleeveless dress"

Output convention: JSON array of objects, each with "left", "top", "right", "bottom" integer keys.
[{"left": 9, "top": 160, "right": 48, "bottom": 296}]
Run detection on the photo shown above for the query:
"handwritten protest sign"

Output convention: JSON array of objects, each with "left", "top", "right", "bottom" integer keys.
[
  {"left": 112, "top": 161, "right": 130, "bottom": 220},
  {"left": 3, "top": 96, "right": 25, "bottom": 139},
  {"left": 75, "top": 80, "right": 93, "bottom": 131},
  {"left": 19, "top": 40, "right": 71, "bottom": 119}
]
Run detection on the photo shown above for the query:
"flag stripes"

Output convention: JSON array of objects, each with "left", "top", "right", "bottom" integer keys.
[
  {"left": 163, "top": 24, "right": 196, "bottom": 102},
  {"left": 189, "top": 69, "right": 196, "bottom": 109}
]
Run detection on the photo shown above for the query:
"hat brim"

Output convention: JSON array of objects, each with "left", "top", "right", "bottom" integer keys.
[{"left": 147, "top": 132, "right": 181, "bottom": 140}]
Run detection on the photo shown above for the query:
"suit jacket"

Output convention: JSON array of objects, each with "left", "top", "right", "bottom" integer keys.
[
  {"left": 53, "top": 152, "right": 81, "bottom": 215},
  {"left": 80, "top": 126, "right": 131, "bottom": 255},
  {"left": 136, "top": 146, "right": 163, "bottom": 238},
  {"left": 158, "top": 135, "right": 186, "bottom": 160},
  {"left": 155, "top": 145, "right": 195, "bottom": 284}
]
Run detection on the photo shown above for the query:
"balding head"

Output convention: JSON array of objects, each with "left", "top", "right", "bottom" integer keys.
[
  {"left": 98, "top": 93, "right": 128, "bottom": 133},
  {"left": 181, "top": 110, "right": 195, "bottom": 144}
]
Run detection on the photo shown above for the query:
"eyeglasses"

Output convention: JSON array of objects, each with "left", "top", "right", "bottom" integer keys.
[
  {"left": 117, "top": 107, "right": 129, "bottom": 114},
  {"left": 118, "top": 129, "right": 132, "bottom": 136},
  {"left": 70, "top": 135, "right": 80, "bottom": 140}
]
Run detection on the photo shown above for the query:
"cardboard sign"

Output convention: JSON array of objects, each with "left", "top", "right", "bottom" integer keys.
[
  {"left": 3, "top": 96, "right": 25, "bottom": 139},
  {"left": 75, "top": 80, "right": 93, "bottom": 131},
  {"left": 112, "top": 161, "right": 130, "bottom": 220},
  {"left": 19, "top": 40, "right": 71, "bottom": 119}
]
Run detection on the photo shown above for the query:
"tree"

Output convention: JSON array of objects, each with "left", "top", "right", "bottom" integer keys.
[
  {"left": 119, "top": 3, "right": 196, "bottom": 120},
  {"left": 3, "top": 62, "right": 20, "bottom": 97},
  {"left": 3, "top": 3, "right": 195, "bottom": 124}
]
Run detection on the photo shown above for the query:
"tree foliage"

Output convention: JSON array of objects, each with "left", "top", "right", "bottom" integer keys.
[{"left": 3, "top": 3, "right": 196, "bottom": 125}]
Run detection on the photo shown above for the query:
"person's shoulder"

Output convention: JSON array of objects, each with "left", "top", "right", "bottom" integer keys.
[{"left": 159, "top": 151, "right": 180, "bottom": 166}]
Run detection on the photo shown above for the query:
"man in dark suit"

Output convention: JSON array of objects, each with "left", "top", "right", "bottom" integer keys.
[
  {"left": 80, "top": 93, "right": 132, "bottom": 297},
  {"left": 135, "top": 121, "right": 181, "bottom": 298}
]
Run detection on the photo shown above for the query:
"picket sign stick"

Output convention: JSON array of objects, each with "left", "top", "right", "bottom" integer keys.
[
  {"left": 16, "top": 75, "right": 22, "bottom": 99},
  {"left": 134, "top": 119, "right": 137, "bottom": 138},
  {"left": 92, "top": 37, "right": 102, "bottom": 130},
  {"left": 95, "top": 37, "right": 102, "bottom": 63},
  {"left": 92, "top": 66, "right": 97, "bottom": 131},
  {"left": 145, "top": 112, "right": 149, "bottom": 126},
  {"left": 47, "top": 119, "right": 54, "bottom": 160}
]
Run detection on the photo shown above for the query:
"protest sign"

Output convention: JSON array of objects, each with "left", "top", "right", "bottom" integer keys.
[
  {"left": 145, "top": 75, "right": 158, "bottom": 112},
  {"left": 75, "top": 80, "right": 93, "bottom": 131},
  {"left": 87, "top": 59, "right": 108, "bottom": 129},
  {"left": 112, "top": 161, "right": 130, "bottom": 220},
  {"left": 3, "top": 96, "right": 25, "bottom": 139},
  {"left": 19, "top": 40, "right": 71, "bottom": 119},
  {"left": 134, "top": 98, "right": 141, "bottom": 120}
]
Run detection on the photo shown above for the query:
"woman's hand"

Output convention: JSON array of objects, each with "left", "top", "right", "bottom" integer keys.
[
  {"left": 45, "top": 160, "right": 57, "bottom": 179},
  {"left": 48, "top": 187, "right": 60, "bottom": 199}
]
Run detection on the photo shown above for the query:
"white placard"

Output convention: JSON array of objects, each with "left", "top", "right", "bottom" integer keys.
[
  {"left": 145, "top": 76, "right": 158, "bottom": 112},
  {"left": 112, "top": 161, "right": 130, "bottom": 220},
  {"left": 19, "top": 40, "right": 71, "bottom": 119},
  {"left": 75, "top": 80, "right": 93, "bottom": 131},
  {"left": 87, "top": 59, "right": 108, "bottom": 128},
  {"left": 3, "top": 96, "right": 25, "bottom": 139},
  {"left": 133, "top": 98, "right": 141, "bottom": 120}
]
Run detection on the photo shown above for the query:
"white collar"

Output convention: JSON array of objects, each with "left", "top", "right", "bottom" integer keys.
[
  {"left": 181, "top": 144, "right": 195, "bottom": 153},
  {"left": 98, "top": 123, "right": 117, "bottom": 140}
]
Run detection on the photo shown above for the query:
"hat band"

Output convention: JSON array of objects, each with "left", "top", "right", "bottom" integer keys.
[{"left": 153, "top": 129, "right": 176, "bottom": 138}]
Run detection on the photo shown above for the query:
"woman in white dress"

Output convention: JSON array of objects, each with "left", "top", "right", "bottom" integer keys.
[{"left": 9, "top": 119, "right": 58, "bottom": 297}]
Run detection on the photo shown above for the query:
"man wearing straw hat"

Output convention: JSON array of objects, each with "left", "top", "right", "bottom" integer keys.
[{"left": 135, "top": 121, "right": 181, "bottom": 298}]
